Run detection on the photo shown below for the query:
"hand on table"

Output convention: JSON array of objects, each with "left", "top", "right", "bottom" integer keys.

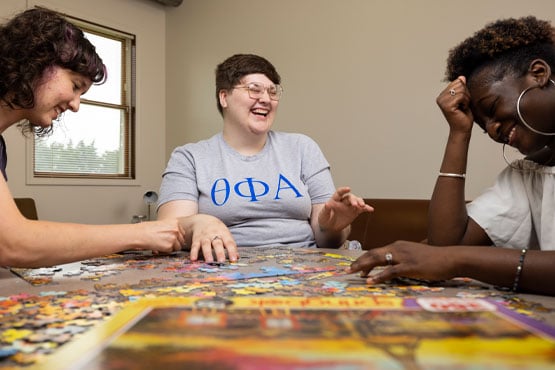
[
  {"left": 183, "top": 214, "right": 238, "bottom": 263},
  {"left": 318, "top": 186, "right": 374, "bottom": 232},
  {"left": 138, "top": 219, "right": 186, "bottom": 253},
  {"left": 346, "top": 241, "right": 457, "bottom": 284}
]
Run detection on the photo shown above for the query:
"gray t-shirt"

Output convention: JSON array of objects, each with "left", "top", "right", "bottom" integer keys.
[{"left": 158, "top": 131, "right": 335, "bottom": 247}]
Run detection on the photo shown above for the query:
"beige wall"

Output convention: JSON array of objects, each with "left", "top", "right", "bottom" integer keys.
[
  {"left": 3, "top": 0, "right": 555, "bottom": 224},
  {"left": 165, "top": 0, "right": 555, "bottom": 201}
]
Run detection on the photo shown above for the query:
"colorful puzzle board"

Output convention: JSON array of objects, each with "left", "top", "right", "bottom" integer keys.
[
  {"left": 35, "top": 296, "right": 555, "bottom": 370},
  {"left": 1, "top": 247, "right": 554, "bottom": 369}
]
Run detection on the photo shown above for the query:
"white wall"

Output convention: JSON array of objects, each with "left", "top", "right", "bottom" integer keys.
[
  {"left": 165, "top": 0, "right": 555, "bottom": 202},
  {"left": 3, "top": 0, "right": 167, "bottom": 224}
]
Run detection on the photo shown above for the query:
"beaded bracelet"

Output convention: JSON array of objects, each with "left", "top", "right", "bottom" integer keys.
[{"left": 512, "top": 248, "right": 528, "bottom": 292}]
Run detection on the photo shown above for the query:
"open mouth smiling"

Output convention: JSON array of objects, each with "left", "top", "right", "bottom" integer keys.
[
  {"left": 252, "top": 108, "right": 269, "bottom": 117},
  {"left": 502, "top": 126, "right": 516, "bottom": 146}
]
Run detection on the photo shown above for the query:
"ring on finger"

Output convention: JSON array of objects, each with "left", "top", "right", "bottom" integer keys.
[
  {"left": 212, "top": 235, "right": 222, "bottom": 242},
  {"left": 385, "top": 252, "right": 393, "bottom": 265},
  {"left": 449, "top": 89, "right": 456, "bottom": 96}
]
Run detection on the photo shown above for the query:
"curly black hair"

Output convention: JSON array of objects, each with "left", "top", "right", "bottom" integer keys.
[
  {"left": 215, "top": 54, "right": 281, "bottom": 115},
  {"left": 0, "top": 7, "right": 106, "bottom": 135},
  {"left": 445, "top": 16, "right": 555, "bottom": 84}
]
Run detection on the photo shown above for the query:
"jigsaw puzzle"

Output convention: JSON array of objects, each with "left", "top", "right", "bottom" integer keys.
[
  {"left": 36, "top": 296, "right": 555, "bottom": 370},
  {"left": 1, "top": 247, "right": 553, "bottom": 368}
]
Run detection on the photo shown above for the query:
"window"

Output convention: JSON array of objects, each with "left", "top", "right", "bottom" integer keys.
[{"left": 33, "top": 15, "right": 136, "bottom": 180}]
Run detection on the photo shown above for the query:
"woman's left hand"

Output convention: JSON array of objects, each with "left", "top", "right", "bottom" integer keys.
[
  {"left": 318, "top": 187, "right": 373, "bottom": 232},
  {"left": 181, "top": 214, "right": 238, "bottom": 263}
]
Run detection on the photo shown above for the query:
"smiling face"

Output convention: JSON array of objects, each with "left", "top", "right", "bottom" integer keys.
[
  {"left": 27, "top": 66, "right": 92, "bottom": 128},
  {"left": 219, "top": 73, "right": 279, "bottom": 138},
  {"left": 469, "top": 69, "right": 555, "bottom": 156}
]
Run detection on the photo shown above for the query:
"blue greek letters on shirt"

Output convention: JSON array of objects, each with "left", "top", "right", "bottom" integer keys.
[{"left": 210, "top": 174, "right": 303, "bottom": 206}]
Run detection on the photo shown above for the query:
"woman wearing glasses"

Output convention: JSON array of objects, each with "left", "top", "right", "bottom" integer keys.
[
  {"left": 348, "top": 17, "right": 555, "bottom": 296},
  {"left": 157, "top": 54, "right": 372, "bottom": 263}
]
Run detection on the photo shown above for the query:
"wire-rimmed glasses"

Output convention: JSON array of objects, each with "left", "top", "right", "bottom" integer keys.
[{"left": 234, "top": 82, "right": 283, "bottom": 101}]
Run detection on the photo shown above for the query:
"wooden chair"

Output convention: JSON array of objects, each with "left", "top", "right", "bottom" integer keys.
[
  {"left": 14, "top": 197, "right": 39, "bottom": 220},
  {"left": 349, "top": 198, "right": 429, "bottom": 250}
]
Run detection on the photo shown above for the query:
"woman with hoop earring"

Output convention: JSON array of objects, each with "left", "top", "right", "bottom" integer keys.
[{"left": 349, "top": 16, "right": 555, "bottom": 296}]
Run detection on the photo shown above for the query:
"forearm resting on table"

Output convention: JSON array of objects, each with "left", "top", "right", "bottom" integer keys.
[
  {"left": 0, "top": 220, "right": 151, "bottom": 268},
  {"left": 450, "top": 246, "right": 555, "bottom": 295}
]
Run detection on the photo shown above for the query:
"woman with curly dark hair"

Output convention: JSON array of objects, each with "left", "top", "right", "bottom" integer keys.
[
  {"left": 0, "top": 8, "right": 185, "bottom": 267},
  {"left": 349, "top": 16, "right": 555, "bottom": 296}
]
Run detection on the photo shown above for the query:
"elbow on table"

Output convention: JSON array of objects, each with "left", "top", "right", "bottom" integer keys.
[
  {"left": 0, "top": 221, "right": 48, "bottom": 268},
  {"left": 0, "top": 245, "right": 30, "bottom": 268}
]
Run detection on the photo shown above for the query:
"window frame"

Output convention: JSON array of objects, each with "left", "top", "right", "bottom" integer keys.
[{"left": 26, "top": 12, "right": 137, "bottom": 185}]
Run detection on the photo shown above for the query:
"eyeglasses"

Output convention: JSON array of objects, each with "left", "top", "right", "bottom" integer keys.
[{"left": 234, "top": 82, "right": 283, "bottom": 101}]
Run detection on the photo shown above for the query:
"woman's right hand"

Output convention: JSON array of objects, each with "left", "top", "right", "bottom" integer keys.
[
  {"left": 138, "top": 219, "right": 186, "bottom": 254},
  {"left": 346, "top": 241, "right": 458, "bottom": 284},
  {"left": 436, "top": 76, "right": 474, "bottom": 134}
]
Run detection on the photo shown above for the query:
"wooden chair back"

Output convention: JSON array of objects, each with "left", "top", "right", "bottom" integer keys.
[
  {"left": 349, "top": 198, "right": 429, "bottom": 249},
  {"left": 14, "top": 197, "right": 39, "bottom": 220}
]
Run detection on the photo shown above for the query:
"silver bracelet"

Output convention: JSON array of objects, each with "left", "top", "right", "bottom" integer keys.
[
  {"left": 512, "top": 248, "right": 528, "bottom": 292},
  {"left": 438, "top": 172, "right": 466, "bottom": 179}
]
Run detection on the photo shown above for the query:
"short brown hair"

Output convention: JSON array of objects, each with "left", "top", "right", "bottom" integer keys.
[{"left": 215, "top": 54, "right": 281, "bottom": 115}]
